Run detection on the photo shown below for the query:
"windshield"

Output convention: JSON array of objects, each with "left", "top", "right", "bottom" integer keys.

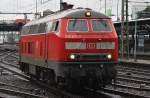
[
  {"left": 67, "top": 19, "right": 88, "bottom": 32},
  {"left": 92, "top": 19, "right": 112, "bottom": 32}
]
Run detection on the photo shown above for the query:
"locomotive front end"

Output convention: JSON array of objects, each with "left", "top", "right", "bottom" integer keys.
[{"left": 57, "top": 10, "right": 118, "bottom": 90}]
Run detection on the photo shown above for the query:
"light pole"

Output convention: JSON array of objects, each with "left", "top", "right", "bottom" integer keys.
[
  {"left": 134, "top": 18, "right": 137, "bottom": 62},
  {"left": 105, "top": 0, "right": 106, "bottom": 14},
  {"left": 35, "top": 0, "right": 38, "bottom": 19},
  {"left": 60, "top": 0, "right": 63, "bottom": 10},
  {"left": 99, "top": 0, "right": 102, "bottom": 12},
  {"left": 117, "top": 0, "right": 120, "bottom": 21},
  {"left": 126, "top": 0, "right": 129, "bottom": 59},
  {"left": 121, "top": 0, "right": 125, "bottom": 58}
]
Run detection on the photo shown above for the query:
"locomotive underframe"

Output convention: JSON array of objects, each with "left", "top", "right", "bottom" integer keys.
[{"left": 19, "top": 55, "right": 117, "bottom": 89}]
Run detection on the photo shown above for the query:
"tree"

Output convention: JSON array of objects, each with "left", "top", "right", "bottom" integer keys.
[{"left": 137, "top": 6, "right": 150, "bottom": 19}]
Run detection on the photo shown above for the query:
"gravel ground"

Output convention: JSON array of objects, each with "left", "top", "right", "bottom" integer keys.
[
  {"left": 107, "top": 82, "right": 150, "bottom": 98},
  {"left": 0, "top": 70, "right": 58, "bottom": 98},
  {"left": 0, "top": 92, "right": 23, "bottom": 98},
  {"left": 118, "top": 71, "right": 150, "bottom": 80}
]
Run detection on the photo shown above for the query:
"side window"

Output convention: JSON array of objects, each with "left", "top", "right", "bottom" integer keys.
[
  {"left": 40, "top": 42, "right": 43, "bottom": 57},
  {"left": 33, "top": 25, "right": 39, "bottom": 34},
  {"left": 28, "top": 42, "right": 34, "bottom": 54},
  {"left": 21, "top": 26, "right": 29, "bottom": 35},
  {"left": 21, "top": 27, "right": 25, "bottom": 35},
  {"left": 46, "top": 22, "right": 52, "bottom": 32},
  {"left": 51, "top": 21, "right": 59, "bottom": 32},
  {"left": 29, "top": 25, "right": 39, "bottom": 34},
  {"left": 28, "top": 26, "right": 33, "bottom": 34},
  {"left": 38, "top": 23, "right": 46, "bottom": 33},
  {"left": 21, "top": 42, "right": 24, "bottom": 53},
  {"left": 24, "top": 42, "right": 27, "bottom": 53}
]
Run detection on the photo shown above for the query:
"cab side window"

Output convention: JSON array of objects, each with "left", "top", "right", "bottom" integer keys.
[
  {"left": 21, "top": 26, "right": 30, "bottom": 35},
  {"left": 51, "top": 20, "right": 59, "bottom": 32},
  {"left": 38, "top": 23, "right": 46, "bottom": 33},
  {"left": 46, "top": 22, "right": 52, "bottom": 32},
  {"left": 29, "top": 25, "right": 39, "bottom": 34},
  {"left": 28, "top": 42, "right": 34, "bottom": 54}
]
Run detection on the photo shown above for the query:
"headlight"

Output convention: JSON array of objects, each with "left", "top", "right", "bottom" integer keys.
[
  {"left": 85, "top": 11, "right": 91, "bottom": 17},
  {"left": 70, "top": 54, "right": 75, "bottom": 60},
  {"left": 107, "top": 54, "right": 112, "bottom": 59}
]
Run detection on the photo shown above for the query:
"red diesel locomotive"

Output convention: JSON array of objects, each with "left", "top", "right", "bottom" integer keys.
[{"left": 19, "top": 8, "right": 118, "bottom": 90}]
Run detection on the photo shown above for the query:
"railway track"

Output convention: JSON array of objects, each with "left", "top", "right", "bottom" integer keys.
[
  {"left": 116, "top": 66, "right": 150, "bottom": 85},
  {"left": 0, "top": 51, "right": 115, "bottom": 98},
  {"left": 113, "top": 62, "right": 150, "bottom": 98},
  {"left": 2, "top": 53, "right": 19, "bottom": 69},
  {"left": 0, "top": 51, "right": 49, "bottom": 97},
  {"left": 1, "top": 50, "right": 150, "bottom": 98},
  {"left": 117, "top": 66, "right": 150, "bottom": 76},
  {"left": 83, "top": 60, "right": 150, "bottom": 98},
  {"left": 117, "top": 64, "right": 150, "bottom": 83},
  {"left": 123, "top": 53, "right": 150, "bottom": 60},
  {"left": 103, "top": 87, "right": 150, "bottom": 98},
  {"left": 0, "top": 50, "right": 107, "bottom": 98},
  {"left": 117, "top": 75, "right": 150, "bottom": 86},
  {"left": 0, "top": 87, "right": 44, "bottom": 98}
]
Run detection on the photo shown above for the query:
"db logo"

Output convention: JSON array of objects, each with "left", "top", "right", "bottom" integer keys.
[{"left": 86, "top": 43, "right": 96, "bottom": 49}]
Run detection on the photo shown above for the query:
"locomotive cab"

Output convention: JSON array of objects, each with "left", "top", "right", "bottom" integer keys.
[{"left": 55, "top": 10, "right": 118, "bottom": 63}]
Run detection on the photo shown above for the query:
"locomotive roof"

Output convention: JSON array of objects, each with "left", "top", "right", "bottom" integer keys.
[{"left": 25, "top": 8, "right": 110, "bottom": 26}]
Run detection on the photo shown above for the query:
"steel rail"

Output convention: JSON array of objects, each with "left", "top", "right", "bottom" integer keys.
[
  {"left": 113, "top": 83, "right": 150, "bottom": 91},
  {"left": 0, "top": 51, "right": 80, "bottom": 98},
  {"left": 103, "top": 88, "right": 150, "bottom": 98},
  {"left": 0, "top": 81, "right": 32, "bottom": 91},
  {"left": 117, "top": 66, "right": 150, "bottom": 76},
  {"left": 0, "top": 87, "right": 44, "bottom": 98},
  {"left": 0, "top": 61, "right": 30, "bottom": 80},
  {"left": 117, "top": 75, "right": 150, "bottom": 85}
]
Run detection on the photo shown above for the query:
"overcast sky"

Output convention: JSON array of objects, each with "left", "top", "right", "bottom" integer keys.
[{"left": 0, "top": 0, "right": 150, "bottom": 20}]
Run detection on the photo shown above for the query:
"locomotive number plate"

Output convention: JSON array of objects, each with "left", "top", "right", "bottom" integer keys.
[{"left": 86, "top": 43, "right": 96, "bottom": 49}]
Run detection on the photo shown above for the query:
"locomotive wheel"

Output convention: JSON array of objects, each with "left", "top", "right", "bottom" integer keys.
[
  {"left": 66, "top": 78, "right": 75, "bottom": 91},
  {"left": 36, "top": 66, "right": 41, "bottom": 80},
  {"left": 24, "top": 64, "right": 29, "bottom": 74},
  {"left": 47, "top": 70, "right": 56, "bottom": 85},
  {"left": 102, "top": 65, "right": 117, "bottom": 85},
  {"left": 37, "top": 68, "right": 56, "bottom": 85},
  {"left": 66, "top": 78, "right": 79, "bottom": 92},
  {"left": 56, "top": 76, "right": 65, "bottom": 89}
]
